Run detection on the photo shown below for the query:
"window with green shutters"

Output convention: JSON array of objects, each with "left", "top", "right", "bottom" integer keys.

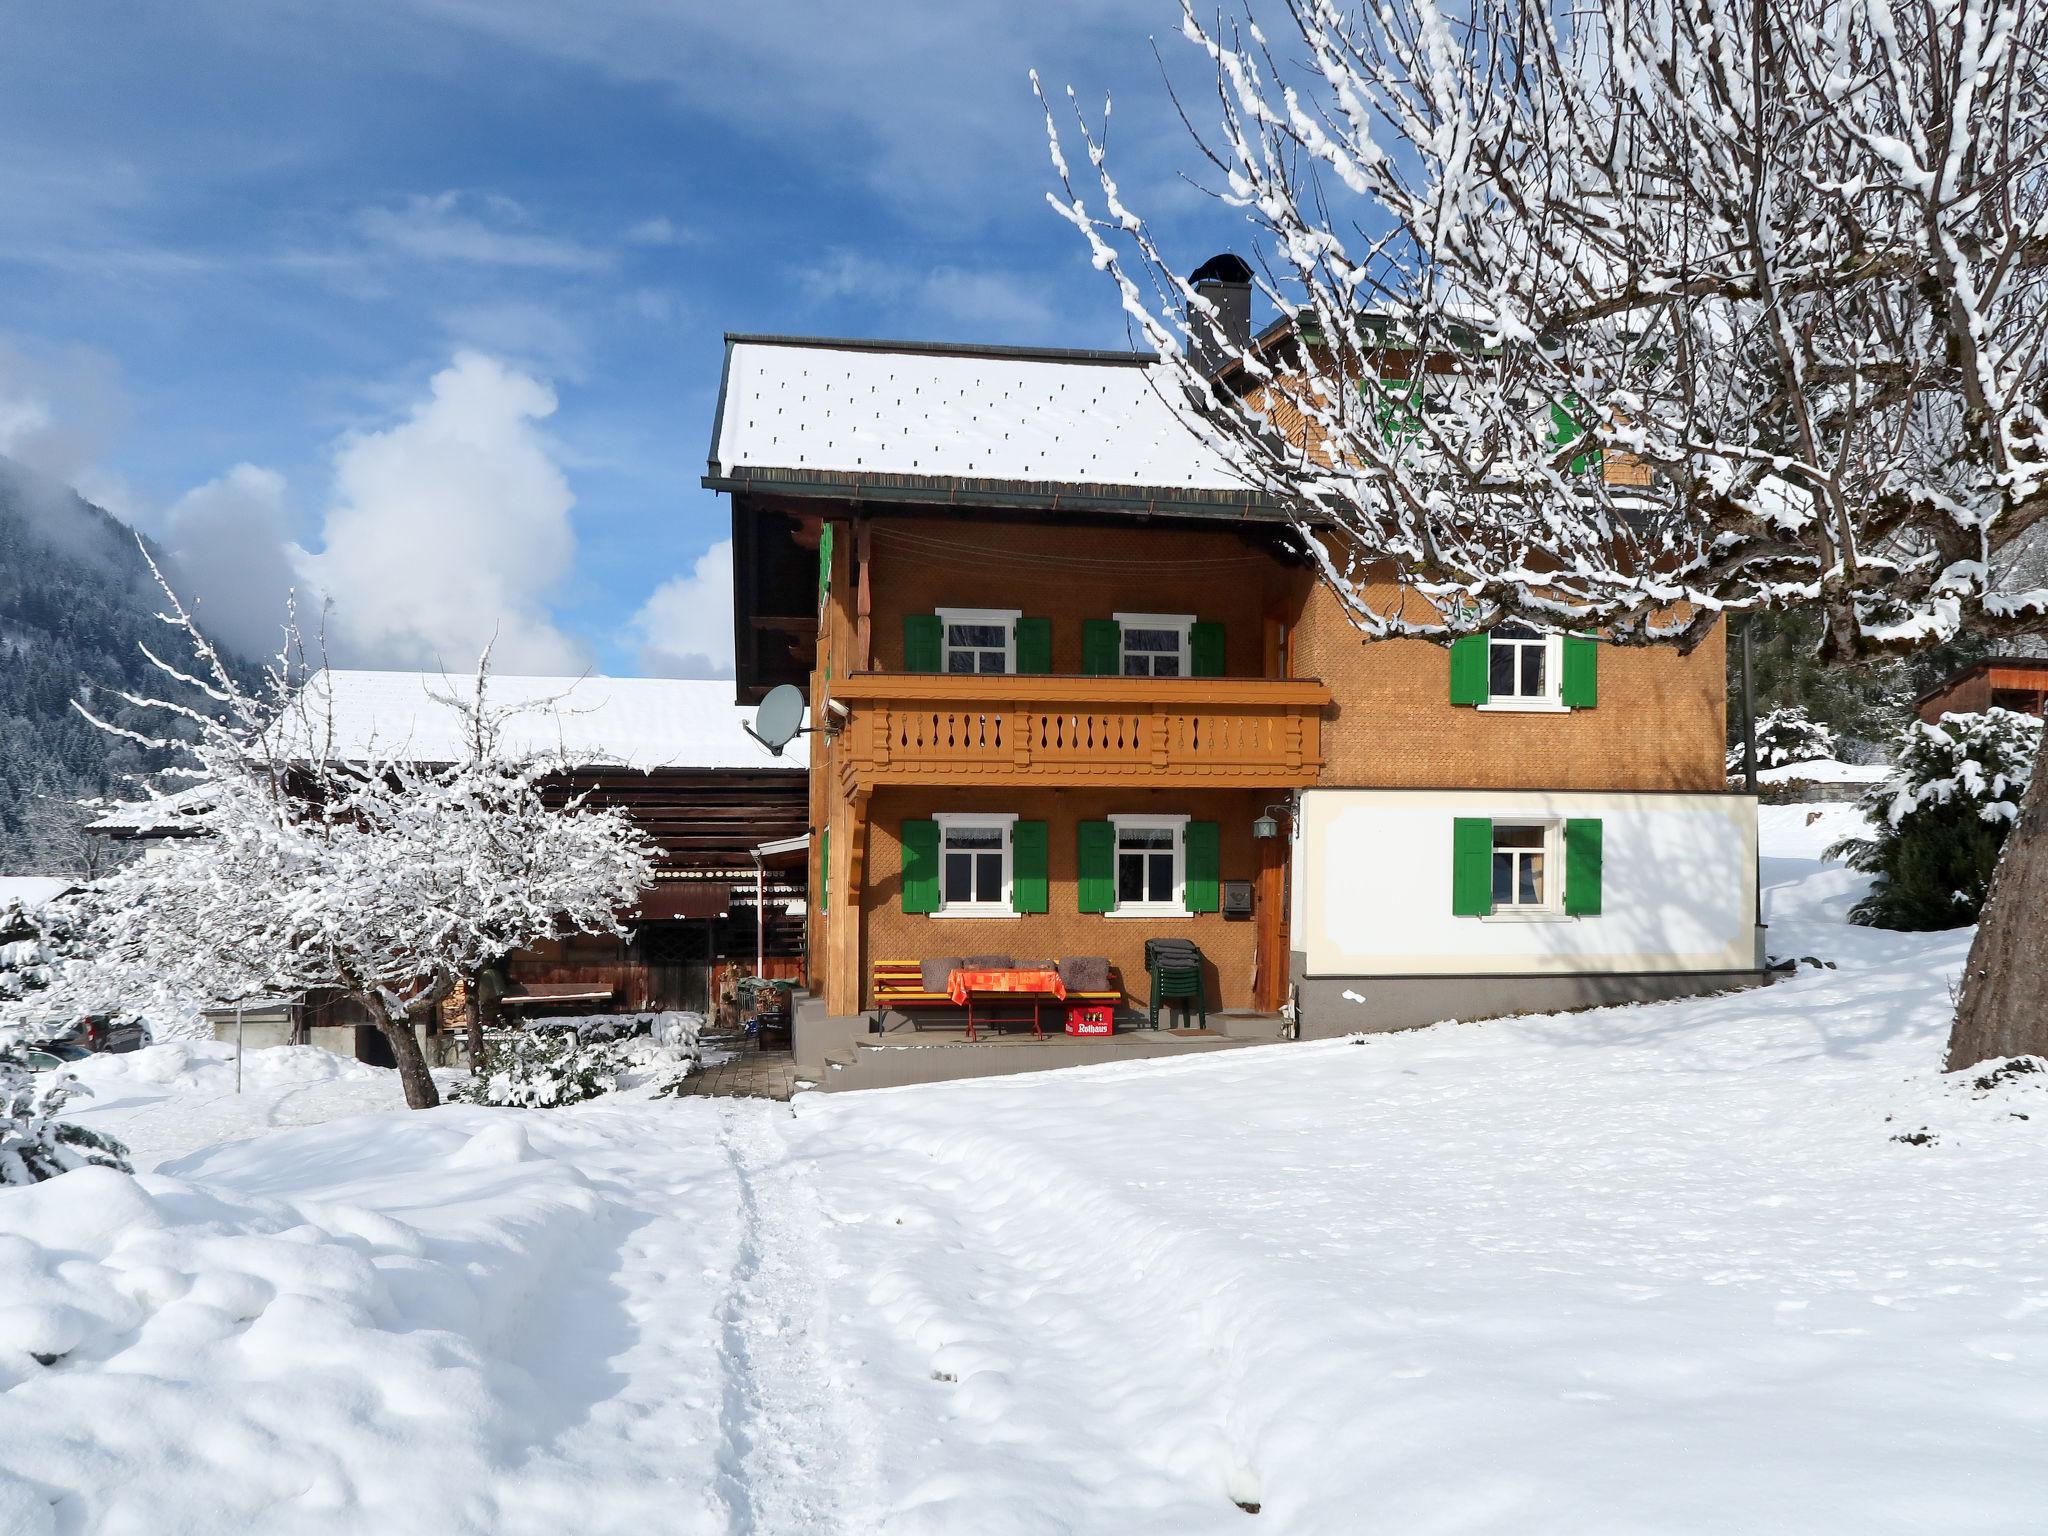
[
  {"left": 1010, "top": 820, "right": 1048, "bottom": 913},
  {"left": 899, "top": 819, "right": 939, "bottom": 914},
  {"left": 1448, "top": 629, "right": 1598, "bottom": 709},
  {"left": 1450, "top": 816, "right": 1603, "bottom": 916}
]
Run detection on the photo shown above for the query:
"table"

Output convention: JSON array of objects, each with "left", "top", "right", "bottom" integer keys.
[{"left": 946, "top": 967, "right": 1067, "bottom": 1041}]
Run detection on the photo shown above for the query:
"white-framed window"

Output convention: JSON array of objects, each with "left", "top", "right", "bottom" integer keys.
[
  {"left": 935, "top": 608, "right": 1019, "bottom": 675},
  {"left": 1110, "top": 812, "right": 1189, "bottom": 917},
  {"left": 934, "top": 812, "right": 1016, "bottom": 917},
  {"left": 1483, "top": 624, "right": 1564, "bottom": 711},
  {"left": 1490, "top": 821, "right": 1558, "bottom": 911},
  {"left": 1112, "top": 613, "right": 1194, "bottom": 678}
]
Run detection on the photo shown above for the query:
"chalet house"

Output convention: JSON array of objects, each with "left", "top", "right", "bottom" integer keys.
[
  {"left": 708, "top": 295, "right": 1764, "bottom": 1070},
  {"left": 97, "top": 671, "right": 807, "bottom": 1059},
  {"left": 1914, "top": 656, "right": 2048, "bottom": 723}
]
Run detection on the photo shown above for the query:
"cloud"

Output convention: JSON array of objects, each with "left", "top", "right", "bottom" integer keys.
[
  {"left": 0, "top": 335, "right": 135, "bottom": 518},
  {"left": 356, "top": 191, "right": 612, "bottom": 272},
  {"left": 628, "top": 538, "right": 734, "bottom": 679},
  {"left": 797, "top": 250, "right": 1057, "bottom": 338},
  {"left": 161, "top": 465, "right": 305, "bottom": 660},
  {"left": 622, "top": 215, "right": 690, "bottom": 247},
  {"left": 297, "top": 352, "right": 588, "bottom": 674}
]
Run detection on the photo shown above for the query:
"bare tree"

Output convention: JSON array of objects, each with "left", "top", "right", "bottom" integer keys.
[
  {"left": 62, "top": 561, "right": 655, "bottom": 1108},
  {"left": 1039, "top": 0, "right": 2048, "bottom": 1066}
]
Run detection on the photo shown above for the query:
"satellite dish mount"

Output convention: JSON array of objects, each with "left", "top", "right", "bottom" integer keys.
[{"left": 744, "top": 683, "right": 818, "bottom": 757}]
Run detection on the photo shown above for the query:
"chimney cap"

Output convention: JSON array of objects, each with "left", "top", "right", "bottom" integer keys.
[{"left": 1190, "top": 253, "right": 1253, "bottom": 286}]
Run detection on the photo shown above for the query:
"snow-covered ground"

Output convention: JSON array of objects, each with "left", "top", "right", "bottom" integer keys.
[{"left": 5, "top": 803, "right": 2045, "bottom": 1533}]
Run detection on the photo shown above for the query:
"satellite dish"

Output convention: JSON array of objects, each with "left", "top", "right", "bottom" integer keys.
[{"left": 748, "top": 684, "right": 808, "bottom": 755}]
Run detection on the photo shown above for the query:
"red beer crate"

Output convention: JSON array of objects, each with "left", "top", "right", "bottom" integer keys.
[{"left": 1066, "top": 1004, "right": 1114, "bottom": 1036}]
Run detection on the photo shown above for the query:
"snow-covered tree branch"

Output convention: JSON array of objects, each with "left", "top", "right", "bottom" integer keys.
[
  {"left": 1039, "top": 0, "right": 2048, "bottom": 1066},
  {"left": 56, "top": 555, "right": 657, "bottom": 1109}
]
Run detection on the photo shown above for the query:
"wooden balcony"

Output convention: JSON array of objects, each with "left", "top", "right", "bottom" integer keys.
[{"left": 831, "top": 673, "right": 1331, "bottom": 792}]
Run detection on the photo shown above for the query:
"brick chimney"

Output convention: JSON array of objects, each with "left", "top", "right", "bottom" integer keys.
[{"left": 1188, "top": 253, "right": 1254, "bottom": 377}]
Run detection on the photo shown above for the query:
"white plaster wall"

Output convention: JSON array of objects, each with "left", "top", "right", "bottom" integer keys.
[{"left": 1298, "top": 789, "right": 1757, "bottom": 976}]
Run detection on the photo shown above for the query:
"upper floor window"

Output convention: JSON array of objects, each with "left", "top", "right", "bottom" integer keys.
[
  {"left": 1487, "top": 623, "right": 1555, "bottom": 705},
  {"left": 936, "top": 608, "right": 1018, "bottom": 675},
  {"left": 1113, "top": 613, "right": 1194, "bottom": 678}
]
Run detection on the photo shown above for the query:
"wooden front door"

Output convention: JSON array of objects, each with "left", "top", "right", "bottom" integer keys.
[{"left": 1253, "top": 832, "right": 1291, "bottom": 1013}]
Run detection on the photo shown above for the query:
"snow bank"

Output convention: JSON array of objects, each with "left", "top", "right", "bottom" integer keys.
[{"left": 0, "top": 1113, "right": 610, "bottom": 1536}]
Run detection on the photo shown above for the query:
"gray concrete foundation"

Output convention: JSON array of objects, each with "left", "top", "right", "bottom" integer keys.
[{"left": 1290, "top": 957, "right": 1771, "bottom": 1038}]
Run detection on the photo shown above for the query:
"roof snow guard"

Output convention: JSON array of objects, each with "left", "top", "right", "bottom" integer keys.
[{"left": 704, "top": 333, "right": 1296, "bottom": 522}]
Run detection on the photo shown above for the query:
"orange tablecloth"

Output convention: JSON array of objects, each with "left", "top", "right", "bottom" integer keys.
[{"left": 946, "top": 967, "right": 1067, "bottom": 1006}]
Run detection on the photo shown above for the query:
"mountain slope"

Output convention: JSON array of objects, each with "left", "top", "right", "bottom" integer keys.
[{"left": 0, "top": 457, "right": 229, "bottom": 874}]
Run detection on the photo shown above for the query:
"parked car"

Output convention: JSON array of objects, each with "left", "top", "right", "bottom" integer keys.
[{"left": 19, "top": 1041, "right": 90, "bottom": 1071}]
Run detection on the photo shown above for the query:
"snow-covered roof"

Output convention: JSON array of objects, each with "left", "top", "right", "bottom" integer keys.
[
  {"left": 708, "top": 334, "right": 1276, "bottom": 511},
  {"left": 0, "top": 876, "right": 75, "bottom": 909},
  {"left": 294, "top": 671, "right": 798, "bottom": 772},
  {"left": 89, "top": 783, "right": 219, "bottom": 836}
]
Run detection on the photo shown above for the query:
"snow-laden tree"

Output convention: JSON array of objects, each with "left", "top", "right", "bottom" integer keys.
[
  {"left": 0, "top": 1044, "right": 131, "bottom": 1186},
  {"left": 62, "top": 563, "right": 657, "bottom": 1109},
  {"left": 1729, "top": 706, "right": 1840, "bottom": 775},
  {"left": 1039, "top": 0, "right": 2048, "bottom": 1068}
]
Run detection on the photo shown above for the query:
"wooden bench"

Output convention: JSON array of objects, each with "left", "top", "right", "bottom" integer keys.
[
  {"left": 497, "top": 981, "right": 618, "bottom": 1014},
  {"left": 870, "top": 961, "right": 1123, "bottom": 1034}
]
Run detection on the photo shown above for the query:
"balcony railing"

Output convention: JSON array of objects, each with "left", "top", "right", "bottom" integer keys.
[{"left": 831, "top": 673, "right": 1330, "bottom": 791}]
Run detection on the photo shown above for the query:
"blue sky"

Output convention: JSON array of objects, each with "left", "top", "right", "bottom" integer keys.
[{"left": 0, "top": 1, "right": 1238, "bottom": 677}]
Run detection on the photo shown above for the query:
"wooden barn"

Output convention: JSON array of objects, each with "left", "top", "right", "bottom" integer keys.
[
  {"left": 293, "top": 670, "right": 810, "bottom": 1020},
  {"left": 1914, "top": 656, "right": 2048, "bottom": 723}
]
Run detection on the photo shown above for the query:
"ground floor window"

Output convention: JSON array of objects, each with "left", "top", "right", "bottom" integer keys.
[
  {"left": 1111, "top": 813, "right": 1188, "bottom": 915},
  {"left": 936, "top": 813, "right": 1014, "bottom": 915},
  {"left": 1491, "top": 823, "right": 1552, "bottom": 909}
]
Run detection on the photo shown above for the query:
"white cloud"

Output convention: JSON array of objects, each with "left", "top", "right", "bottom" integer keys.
[
  {"left": 628, "top": 538, "right": 734, "bottom": 679},
  {"left": 161, "top": 465, "right": 304, "bottom": 660},
  {"left": 356, "top": 191, "right": 611, "bottom": 272},
  {"left": 622, "top": 215, "right": 689, "bottom": 247},
  {"left": 0, "top": 335, "right": 134, "bottom": 515},
  {"left": 297, "top": 352, "right": 588, "bottom": 674}
]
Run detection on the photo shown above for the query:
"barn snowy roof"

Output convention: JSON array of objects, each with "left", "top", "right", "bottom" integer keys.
[
  {"left": 705, "top": 333, "right": 1291, "bottom": 519},
  {"left": 292, "top": 671, "right": 796, "bottom": 772}
]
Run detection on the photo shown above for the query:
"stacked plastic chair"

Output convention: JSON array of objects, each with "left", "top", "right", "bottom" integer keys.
[{"left": 1143, "top": 938, "right": 1206, "bottom": 1030}]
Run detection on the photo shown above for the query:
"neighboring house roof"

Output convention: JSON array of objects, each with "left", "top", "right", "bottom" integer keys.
[
  {"left": 88, "top": 783, "right": 218, "bottom": 837},
  {"left": 705, "top": 333, "right": 1292, "bottom": 521},
  {"left": 292, "top": 670, "right": 801, "bottom": 772},
  {"left": 1912, "top": 655, "right": 2048, "bottom": 714},
  {"left": 0, "top": 876, "right": 76, "bottom": 909}
]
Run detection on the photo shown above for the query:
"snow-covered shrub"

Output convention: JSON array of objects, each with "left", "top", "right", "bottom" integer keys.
[
  {"left": 1829, "top": 708, "right": 2042, "bottom": 930},
  {"left": 0, "top": 1044, "right": 131, "bottom": 1185},
  {"left": 1728, "top": 706, "right": 1840, "bottom": 775},
  {"left": 453, "top": 1029, "right": 624, "bottom": 1108}
]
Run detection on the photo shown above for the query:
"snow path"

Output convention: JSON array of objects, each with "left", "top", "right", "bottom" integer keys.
[{"left": 709, "top": 1103, "right": 880, "bottom": 1534}]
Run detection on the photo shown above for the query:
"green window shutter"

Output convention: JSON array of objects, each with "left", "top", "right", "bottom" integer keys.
[
  {"left": 1014, "top": 617, "right": 1052, "bottom": 675},
  {"left": 1561, "top": 634, "right": 1598, "bottom": 708},
  {"left": 1189, "top": 622, "right": 1225, "bottom": 678},
  {"left": 1082, "top": 619, "right": 1121, "bottom": 677},
  {"left": 900, "top": 820, "right": 940, "bottom": 915},
  {"left": 903, "top": 614, "right": 942, "bottom": 673},
  {"left": 1077, "top": 821, "right": 1115, "bottom": 912},
  {"left": 819, "top": 826, "right": 829, "bottom": 913},
  {"left": 1449, "top": 634, "right": 1488, "bottom": 705},
  {"left": 1184, "top": 821, "right": 1221, "bottom": 913},
  {"left": 1451, "top": 818, "right": 1493, "bottom": 915},
  {"left": 1371, "top": 378, "right": 1423, "bottom": 446},
  {"left": 1549, "top": 395, "right": 1603, "bottom": 475},
  {"left": 1011, "top": 820, "right": 1049, "bottom": 913},
  {"left": 1564, "top": 818, "right": 1604, "bottom": 915},
  {"left": 817, "top": 522, "right": 834, "bottom": 601}
]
